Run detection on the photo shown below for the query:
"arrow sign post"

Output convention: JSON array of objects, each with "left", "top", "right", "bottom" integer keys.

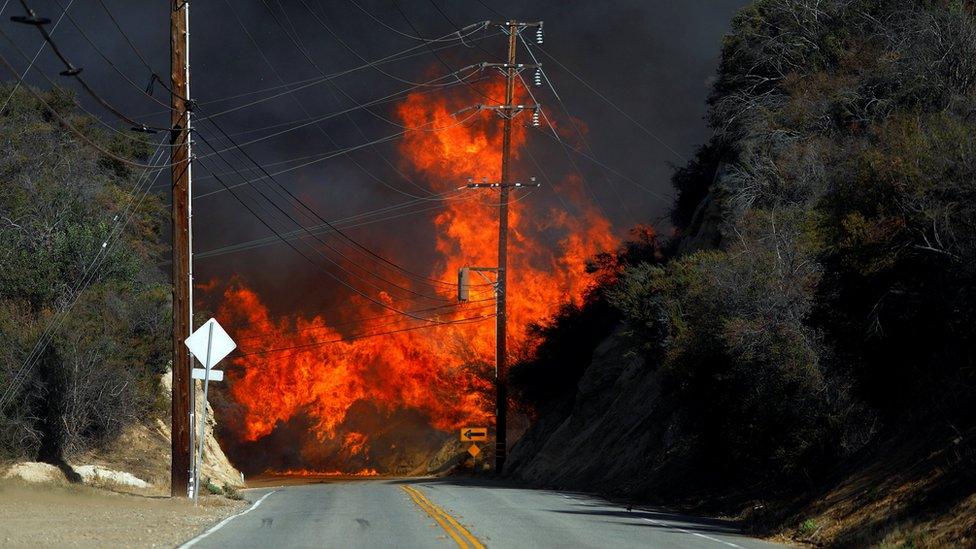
[{"left": 184, "top": 318, "right": 235, "bottom": 504}]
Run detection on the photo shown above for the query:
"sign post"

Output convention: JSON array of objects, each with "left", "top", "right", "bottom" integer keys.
[{"left": 184, "top": 318, "right": 235, "bottom": 504}]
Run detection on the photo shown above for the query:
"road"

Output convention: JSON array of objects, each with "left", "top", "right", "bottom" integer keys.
[{"left": 181, "top": 478, "right": 786, "bottom": 549}]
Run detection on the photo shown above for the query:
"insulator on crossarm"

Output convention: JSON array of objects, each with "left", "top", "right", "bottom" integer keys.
[
  {"left": 532, "top": 110, "right": 541, "bottom": 127},
  {"left": 536, "top": 28, "right": 544, "bottom": 44},
  {"left": 534, "top": 69, "right": 543, "bottom": 86}
]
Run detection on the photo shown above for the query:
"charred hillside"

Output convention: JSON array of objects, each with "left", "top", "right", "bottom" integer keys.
[{"left": 505, "top": 1, "right": 976, "bottom": 546}]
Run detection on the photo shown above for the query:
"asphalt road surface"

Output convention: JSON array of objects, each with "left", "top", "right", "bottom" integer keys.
[{"left": 180, "top": 478, "right": 788, "bottom": 549}]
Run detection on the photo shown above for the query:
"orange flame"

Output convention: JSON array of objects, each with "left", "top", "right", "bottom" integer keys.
[
  {"left": 217, "top": 78, "right": 618, "bottom": 465},
  {"left": 267, "top": 468, "right": 380, "bottom": 477}
]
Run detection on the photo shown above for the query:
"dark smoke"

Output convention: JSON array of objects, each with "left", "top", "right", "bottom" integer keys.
[{"left": 1, "top": 0, "right": 747, "bottom": 470}]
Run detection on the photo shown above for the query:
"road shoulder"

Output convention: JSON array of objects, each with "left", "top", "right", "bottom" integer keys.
[{"left": 0, "top": 479, "right": 247, "bottom": 548}]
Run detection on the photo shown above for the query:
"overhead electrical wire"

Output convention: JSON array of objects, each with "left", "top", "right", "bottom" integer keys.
[
  {"left": 182, "top": 28, "right": 503, "bottom": 120},
  {"left": 0, "top": 24, "right": 175, "bottom": 151},
  {"left": 191, "top": 108, "right": 481, "bottom": 199},
  {"left": 191, "top": 190, "right": 478, "bottom": 260},
  {"left": 402, "top": 4, "right": 594, "bottom": 219},
  {"left": 188, "top": 72, "right": 488, "bottom": 148},
  {"left": 391, "top": 0, "right": 504, "bottom": 106},
  {"left": 11, "top": 0, "right": 170, "bottom": 132},
  {"left": 220, "top": 289, "right": 493, "bottom": 332},
  {"left": 0, "top": 50, "right": 179, "bottom": 169},
  {"left": 234, "top": 312, "right": 495, "bottom": 358},
  {"left": 195, "top": 110, "right": 486, "bottom": 294},
  {"left": 269, "top": 0, "right": 447, "bottom": 199},
  {"left": 234, "top": 298, "right": 496, "bottom": 342},
  {"left": 192, "top": 128, "right": 454, "bottom": 307},
  {"left": 345, "top": 0, "right": 478, "bottom": 43},
  {"left": 530, "top": 43, "right": 687, "bottom": 163},
  {"left": 207, "top": 2, "right": 482, "bottom": 202},
  {"left": 5, "top": 0, "right": 499, "bottom": 336},
  {"left": 292, "top": 0, "right": 486, "bottom": 90},
  {"left": 471, "top": 0, "right": 504, "bottom": 19},
  {"left": 50, "top": 0, "right": 173, "bottom": 113},
  {"left": 254, "top": 0, "right": 451, "bottom": 203},
  {"left": 194, "top": 66, "right": 484, "bottom": 159},
  {"left": 91, "top": 0, "right": 189, "bottom": 106},
  {"left": 0, "top": 0, "right": 73, "bottom": 112},
  {"left": 514, "top": 69, "right": 613, "bottom": 220},
  {"left": 515, "top": 36, "right": 637, "bottom": 222}
]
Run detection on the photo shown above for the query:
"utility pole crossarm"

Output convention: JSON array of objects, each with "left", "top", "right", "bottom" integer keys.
[{"left": 463, "top": 176, "right": 540, "bottom": 189}]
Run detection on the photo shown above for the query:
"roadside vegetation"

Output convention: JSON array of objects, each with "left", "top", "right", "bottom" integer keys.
[
  {"left": 0, "top": 85, "right": 169, "bottom": 465},
  {"left": 509, "top": 0, "right": 976, "bottom": 544}
]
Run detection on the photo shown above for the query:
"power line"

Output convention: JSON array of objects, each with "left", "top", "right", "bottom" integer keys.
[
  {"left": 131, "top": 28, "right": 502, "bottom": 121},
  {"left": 256, "top": 0, "right": 470, "bottom": 208},
  {"left": 234, "top": 311, "right": 495, "bottom": 358},
  {"left": 197, "top": 110, "right": 474, "bottom": 293},
  {"left": 346, "top": 0, "right": 482, "bottom": 43},
  {"left": 191, "top": 108, "right": 481, "bottom": 199},
  {"left": 515, "top": 35, "right": 636, "bottom": 223},
  {"left": 0, "top": 0, "right": 73, "bottom": 112},
  {"left": 0, "top": 20, "right": 176, "bottom": 151},
  {"left": 216, "top": 1, "right": 458, "bottom": 200},
  {"left": 531, "top": 44, "right": 687, "bottom": 162},
  {"left": 190, "top": 192, "right": 476, "bottom": 261},
  {"left": 10, "top": 0, "right": 170, "bottom": 132},
  {"left": 0, "top": 49, "right": 179, "bottom": 169},
  {"left": 291, "top": 0, "right": 481, "bottom": 92},
  {"left": 234, "top": 299, "right": 496, "bottom": 342},
  {"left": 193, "top": 128, "right": 453, "bottom": 306},
  {"left": 50, "top": 0, "right": 173, "bottom": 112}
]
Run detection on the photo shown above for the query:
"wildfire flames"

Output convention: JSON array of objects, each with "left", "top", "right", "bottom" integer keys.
[
  {"left": 213, "top": 78, "right": 617, "bottom": 472},
  {"left": 267, "top": 468, "right": 380, "bottom": 477}
]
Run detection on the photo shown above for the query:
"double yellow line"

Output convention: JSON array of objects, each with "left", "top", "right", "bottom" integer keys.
[{"left": 401, "top": 485, "right": 486, "bottom": 549}]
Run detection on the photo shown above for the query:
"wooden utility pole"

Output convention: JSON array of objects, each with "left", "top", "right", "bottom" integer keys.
[
  {"left": 459, "top": 20, "right": 543, "bottom": 473},
  {"left": 494, "top": 21, "right": 518, "bottom": 473},
  {"left": 170, "top": 0, "right": 192, "bottom": 498}
]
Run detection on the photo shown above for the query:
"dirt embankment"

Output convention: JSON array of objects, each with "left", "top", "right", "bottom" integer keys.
[
  {"left": 504, "top": 329, "right": 976, "bottom": 548},
  {"left": 0, "top": 480, "right": 245, "bottom": 548}
]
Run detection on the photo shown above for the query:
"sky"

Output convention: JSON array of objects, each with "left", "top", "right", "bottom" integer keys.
[{"left": 0, "top": 0, "right": 747, "bottom": 317}]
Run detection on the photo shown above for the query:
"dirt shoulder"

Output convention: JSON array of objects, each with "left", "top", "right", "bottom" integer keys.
[{"left": 0, "top": 480, "right": 247, "bottom": 548}]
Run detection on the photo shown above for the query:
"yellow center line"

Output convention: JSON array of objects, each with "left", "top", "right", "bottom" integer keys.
[
  {"left": 407, "top": 486, "right": 486, "bottom": 549},
  {"left": 401, "top": 485, "right": 486, "bottom": 549}
]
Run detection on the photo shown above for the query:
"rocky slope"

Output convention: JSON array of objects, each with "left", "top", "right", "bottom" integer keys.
[{"left": 506, "top": 327, "right": 700, "bottom": 500}]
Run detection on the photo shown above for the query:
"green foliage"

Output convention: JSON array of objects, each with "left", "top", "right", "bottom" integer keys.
[
  {"left": 612, "top": 211, "right": 861, "bottom": 477},
  {"left": 0, "top": 84, "right": 169, "bottom": 460},
  {"left": 204, "top": 479, "right": 224, "bottom": 496},
  {"left": 641, "top": 0, "right": 976, "bottom": 483}
]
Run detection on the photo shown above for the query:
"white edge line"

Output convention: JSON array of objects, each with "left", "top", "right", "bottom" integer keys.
[
  {"left": 642, "top": 517, "right": 744, "bottom": 549},
  {"left": 179, "top": 490, "right": 278, "bottom": 548}
]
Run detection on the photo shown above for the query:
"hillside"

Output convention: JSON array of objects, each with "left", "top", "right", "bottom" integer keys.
[
  {"left": 0, "top": 84, "right": 242, "bottom": 496},
  {"left": 504, "top": 1, "right": 976, "bottom": 546}
]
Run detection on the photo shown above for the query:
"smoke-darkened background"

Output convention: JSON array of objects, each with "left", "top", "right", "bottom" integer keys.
[{"left": 0, "top": 0, "right": 746, "bottom": 472}]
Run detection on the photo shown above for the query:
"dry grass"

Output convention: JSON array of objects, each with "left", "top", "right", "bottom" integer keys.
[{"left": 781, "top": 427, "right": 976, "bottom": 548}]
